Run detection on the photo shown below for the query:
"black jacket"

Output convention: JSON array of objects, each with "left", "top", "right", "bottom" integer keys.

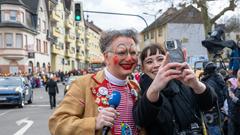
[
  {"left": 228, "top": 88, "right": 240, "bottom": 125},
  {"left": 133, "top": 74, "right": 217, "bottom": 135},
  {"left": 201, "top": 72, "right": 227, "bottom": 108},
  {"left": 45, "top": 79, "right": 59, "bottom": 95}
]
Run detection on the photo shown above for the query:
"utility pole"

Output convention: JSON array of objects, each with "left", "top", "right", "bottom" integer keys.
[
  {"left": 83, "top": 10, "right": 149, "bottom": 27},
  {"left": 143, "top": 9, "right": 162, "bottom": 43}
]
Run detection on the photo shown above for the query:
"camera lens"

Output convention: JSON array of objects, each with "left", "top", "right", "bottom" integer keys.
[{"left": 167, "top": 41, "right": 175, "bottom": 49}]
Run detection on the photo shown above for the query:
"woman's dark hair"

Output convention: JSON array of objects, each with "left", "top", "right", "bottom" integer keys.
[
  {"left": 140, "top": 43, "right": 166, "bottom": 65},
  {"left": 99, "top": 29, "right": 138, "bottom": 53}
]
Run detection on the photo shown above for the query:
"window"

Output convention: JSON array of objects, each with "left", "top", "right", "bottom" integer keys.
[
  {"left": 43, "top": 21, "right": 47, "bottom": 33},
  {"left": 36, "top": 39, "right": 41, "bottom": 52},
  {"left": 16, "top": 34, "right": 23, "bottom": 48},
  {"left": 151, "top": 31, "right": 154, "bottom": 39},
  {"left": 10, "top": 11, "right": 17, "bottom": 21},
  {"left": 146, "top": 32, "right": 149, "bottom": 39},
  {"left": 0, "top": 34, "right": 2, "bottom": 48},
  {"left": 38, "top": 18, "right": 41, "bottom": 31},
  {"left": 43, "top": 41, "right": 48, "bottom": 53},
  {"left": 21, "top": 12, "right": 24, "bottom": 23},
  {"left": 158, "top": 28, "right": 162, "bottom": 37},
  {"left": 25, "top": 35, "right": 28, "bottom": 50},
  {"left": 5, "top": 33, "right": 13, "bottom": 47}
]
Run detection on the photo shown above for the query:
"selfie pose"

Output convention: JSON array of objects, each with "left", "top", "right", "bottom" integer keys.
[
  {"left": 48, "top": 29, "right": 143, "bottom": 135},
  {"left": 134, "top": 43, "right": 217, "bottom": 135}
]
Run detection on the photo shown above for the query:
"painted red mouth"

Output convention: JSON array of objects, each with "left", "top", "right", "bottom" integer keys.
[{"left": 120, "top": 64, "right": 134, "bottom": 70}]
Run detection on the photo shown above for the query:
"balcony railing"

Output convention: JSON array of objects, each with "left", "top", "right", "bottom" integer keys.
[{"left": 51, "top": 11, "right": 61, "bottom": 21}]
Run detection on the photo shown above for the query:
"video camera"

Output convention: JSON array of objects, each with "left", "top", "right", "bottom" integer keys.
[{"left": 202, "top": 27, "right": 237, "bottom": 54}]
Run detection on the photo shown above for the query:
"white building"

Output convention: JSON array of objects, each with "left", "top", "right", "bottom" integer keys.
[
  {"left": 0, "top": 0, "right": 50, "bottom": 75},
  {"left": 140, "top": 5, "right": 208, "bottom": 67}
]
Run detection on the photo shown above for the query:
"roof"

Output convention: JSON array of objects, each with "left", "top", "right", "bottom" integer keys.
[
  {"left": 0, "top": 0, "right": 25, "bottom": 5},
  {"left": 85, "top": 21, "right": 102, "bottom": 34},
  {"left": 64, "top": 0, "right": 72, "bottom": 12},
  {"left": 0, "top": 0, "right": 39, "bottom": 14},
  {"left": 141, "top": 5, "right": 203, "bottom": 33},
  {"left": 22, "top": 0, "right": 39, "bottom": 13}
]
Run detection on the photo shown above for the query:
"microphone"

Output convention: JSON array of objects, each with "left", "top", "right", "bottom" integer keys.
[{"left": 102, "top": 91, "right": 121, "bottom": 135}]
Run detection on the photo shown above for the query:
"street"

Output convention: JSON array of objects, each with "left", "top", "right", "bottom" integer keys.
[{"left": 0, "top": 83, "right": 65, "bottom": 135}]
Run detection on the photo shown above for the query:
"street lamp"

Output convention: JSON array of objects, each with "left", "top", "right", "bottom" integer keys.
[{"left": 143, "top": 9, "right": 162, "bottom": 43}]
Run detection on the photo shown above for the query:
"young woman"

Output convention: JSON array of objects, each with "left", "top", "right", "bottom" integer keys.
[{"left": 133, "top": 44, "right": 217, "bottom": 135}]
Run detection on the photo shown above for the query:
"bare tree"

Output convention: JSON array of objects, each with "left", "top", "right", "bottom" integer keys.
[
  {"left": 139, "top": 0, "right": 239, "bottom": 36},
  {"left": 193, "top": 0, "right": 238, "bottom": 35},
  {"left": 225, "top": 16, "right": 240, "bottom": 32}
]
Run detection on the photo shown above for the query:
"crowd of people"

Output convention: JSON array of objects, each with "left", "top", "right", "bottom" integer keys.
[{"left": 47, "top": 29, "right": 240, "bottom": 135}]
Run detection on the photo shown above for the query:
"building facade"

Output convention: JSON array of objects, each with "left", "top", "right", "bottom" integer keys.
[
  {"left": 0, "top": 0, "right": 104, "bottom": 75},
  {"left": 0, "top": 0, "right": 50, "bottom": 75},
  {"left": 141, "top": 5, "right": 208, "bottom": 67},
  {"left": 84, "top": 20, "right": 103, "bottom": 71}
]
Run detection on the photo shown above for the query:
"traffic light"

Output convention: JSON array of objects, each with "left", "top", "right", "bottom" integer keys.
[{"left": 75, "top": 3, "right": 81, "bottom": 21}]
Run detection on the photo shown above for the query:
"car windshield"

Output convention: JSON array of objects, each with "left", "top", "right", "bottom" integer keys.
[{"left": 0, "top": 77, "right": 22, "bottom": 87}]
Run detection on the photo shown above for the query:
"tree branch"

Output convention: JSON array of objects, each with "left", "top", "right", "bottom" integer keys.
[
  {"left": 192, "top": 0, "right": 202, "bottom": 8},
  {"left": 210, "top": 0, "right": 237, "bottom": 23}
]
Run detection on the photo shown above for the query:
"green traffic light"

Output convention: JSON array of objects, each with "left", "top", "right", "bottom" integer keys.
[{"left": 75, "top": 16, "right": 81, "bottom": 21}]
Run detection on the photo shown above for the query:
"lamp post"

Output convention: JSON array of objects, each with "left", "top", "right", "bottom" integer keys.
[{"left": 143, "top": 9, "right": 162, "bottom": 43}]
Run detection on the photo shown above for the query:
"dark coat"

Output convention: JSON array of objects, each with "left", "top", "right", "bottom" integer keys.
[
  {"left": 201, "top": 72, "right": 227, "bottom": 108},
  {"left": 228, "top": 88, "right": 240, "bottom": 125},
  {"left": 46, "top": 79, "right": 59, "bottom": 95},
  {"left": 133, "top": 74, "right": 217, "bottom": 135}
]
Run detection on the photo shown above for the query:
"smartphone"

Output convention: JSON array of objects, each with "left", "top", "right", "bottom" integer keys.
[{"left": 164, "top": 39, "right": 184, "bottom": 63}]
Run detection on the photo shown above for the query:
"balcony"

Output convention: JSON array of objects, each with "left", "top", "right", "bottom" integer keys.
[
  {"left": 65, "top": 49, "right": 76, "bottom": 58},
  {"left": 51, "top": 10, "right": 61, "bottom": 22},
  {"left": 65, "top": 34, "right": 75, "bottom": 43},
  {"left": 51, "top": 44, "right": 64, "bottom": 55},
  {"left": 76, "top": 53, "right": 84, "bottom": 60},
  {"left": 65, "top": 19, "right": 74, "bottom": 29},
  {"left": 85, "top": 44, "right": 91, "bottom": 51},
  {"left": 0, "top": 49, "right": 27, "bottom": 60},
  {"left": 52, "top": 27, "right": 62, "bottom": 38}
]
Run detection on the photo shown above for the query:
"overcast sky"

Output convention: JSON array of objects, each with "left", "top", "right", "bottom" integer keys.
[{"left": 79, "top": 0, "right": 240, "bottom": 32}]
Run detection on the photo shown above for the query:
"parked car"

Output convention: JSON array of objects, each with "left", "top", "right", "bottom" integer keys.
[
  {"left": 0, "top": 76, "right": 33, "bottom": 108},
  {"left": 63, "top": 76, "right": 80, "bottom": 95}
]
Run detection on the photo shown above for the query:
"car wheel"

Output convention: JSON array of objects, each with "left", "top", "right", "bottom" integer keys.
[
  {"left": 28, "top": 93, "right": 33, "bottom": 104},
  {"left": 18, "top": 95, "right": 25, "bottom": 108}
]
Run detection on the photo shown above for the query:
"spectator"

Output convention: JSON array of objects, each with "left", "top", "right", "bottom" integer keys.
[
  {"left": 226, "top": 70, "right": 240, "bottom": 135},
  {"left": 45, "top": 74, "right": 59, "bottom": 109},
  {"left": 229, "top": 45, "right": 240, "bottom": 77},
  {"left": 133, "top": 44, "right": 217, "bottom": 135},
  {"left": 201, "top": 61, "right": 227, "bottom": 135}
]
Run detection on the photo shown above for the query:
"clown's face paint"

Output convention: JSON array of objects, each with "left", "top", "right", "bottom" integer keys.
[
  {"left": 113, "top": 55, "right": 119, "bottom": 65},
  {"left": 104, "top": 36, "right": 138, "bottom": 80}
]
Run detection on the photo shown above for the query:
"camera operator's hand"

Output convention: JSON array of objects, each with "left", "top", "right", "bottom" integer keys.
[
  {"left": 147, "top": 53, "right": 182, "bottom": 102},
  {"left": 177, "top": 63, "right": 206, "bottom": 94}
]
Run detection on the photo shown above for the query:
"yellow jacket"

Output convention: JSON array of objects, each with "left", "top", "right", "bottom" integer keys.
[{"left": 49, "top": 70, "right": 143, "bottom": 135}]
